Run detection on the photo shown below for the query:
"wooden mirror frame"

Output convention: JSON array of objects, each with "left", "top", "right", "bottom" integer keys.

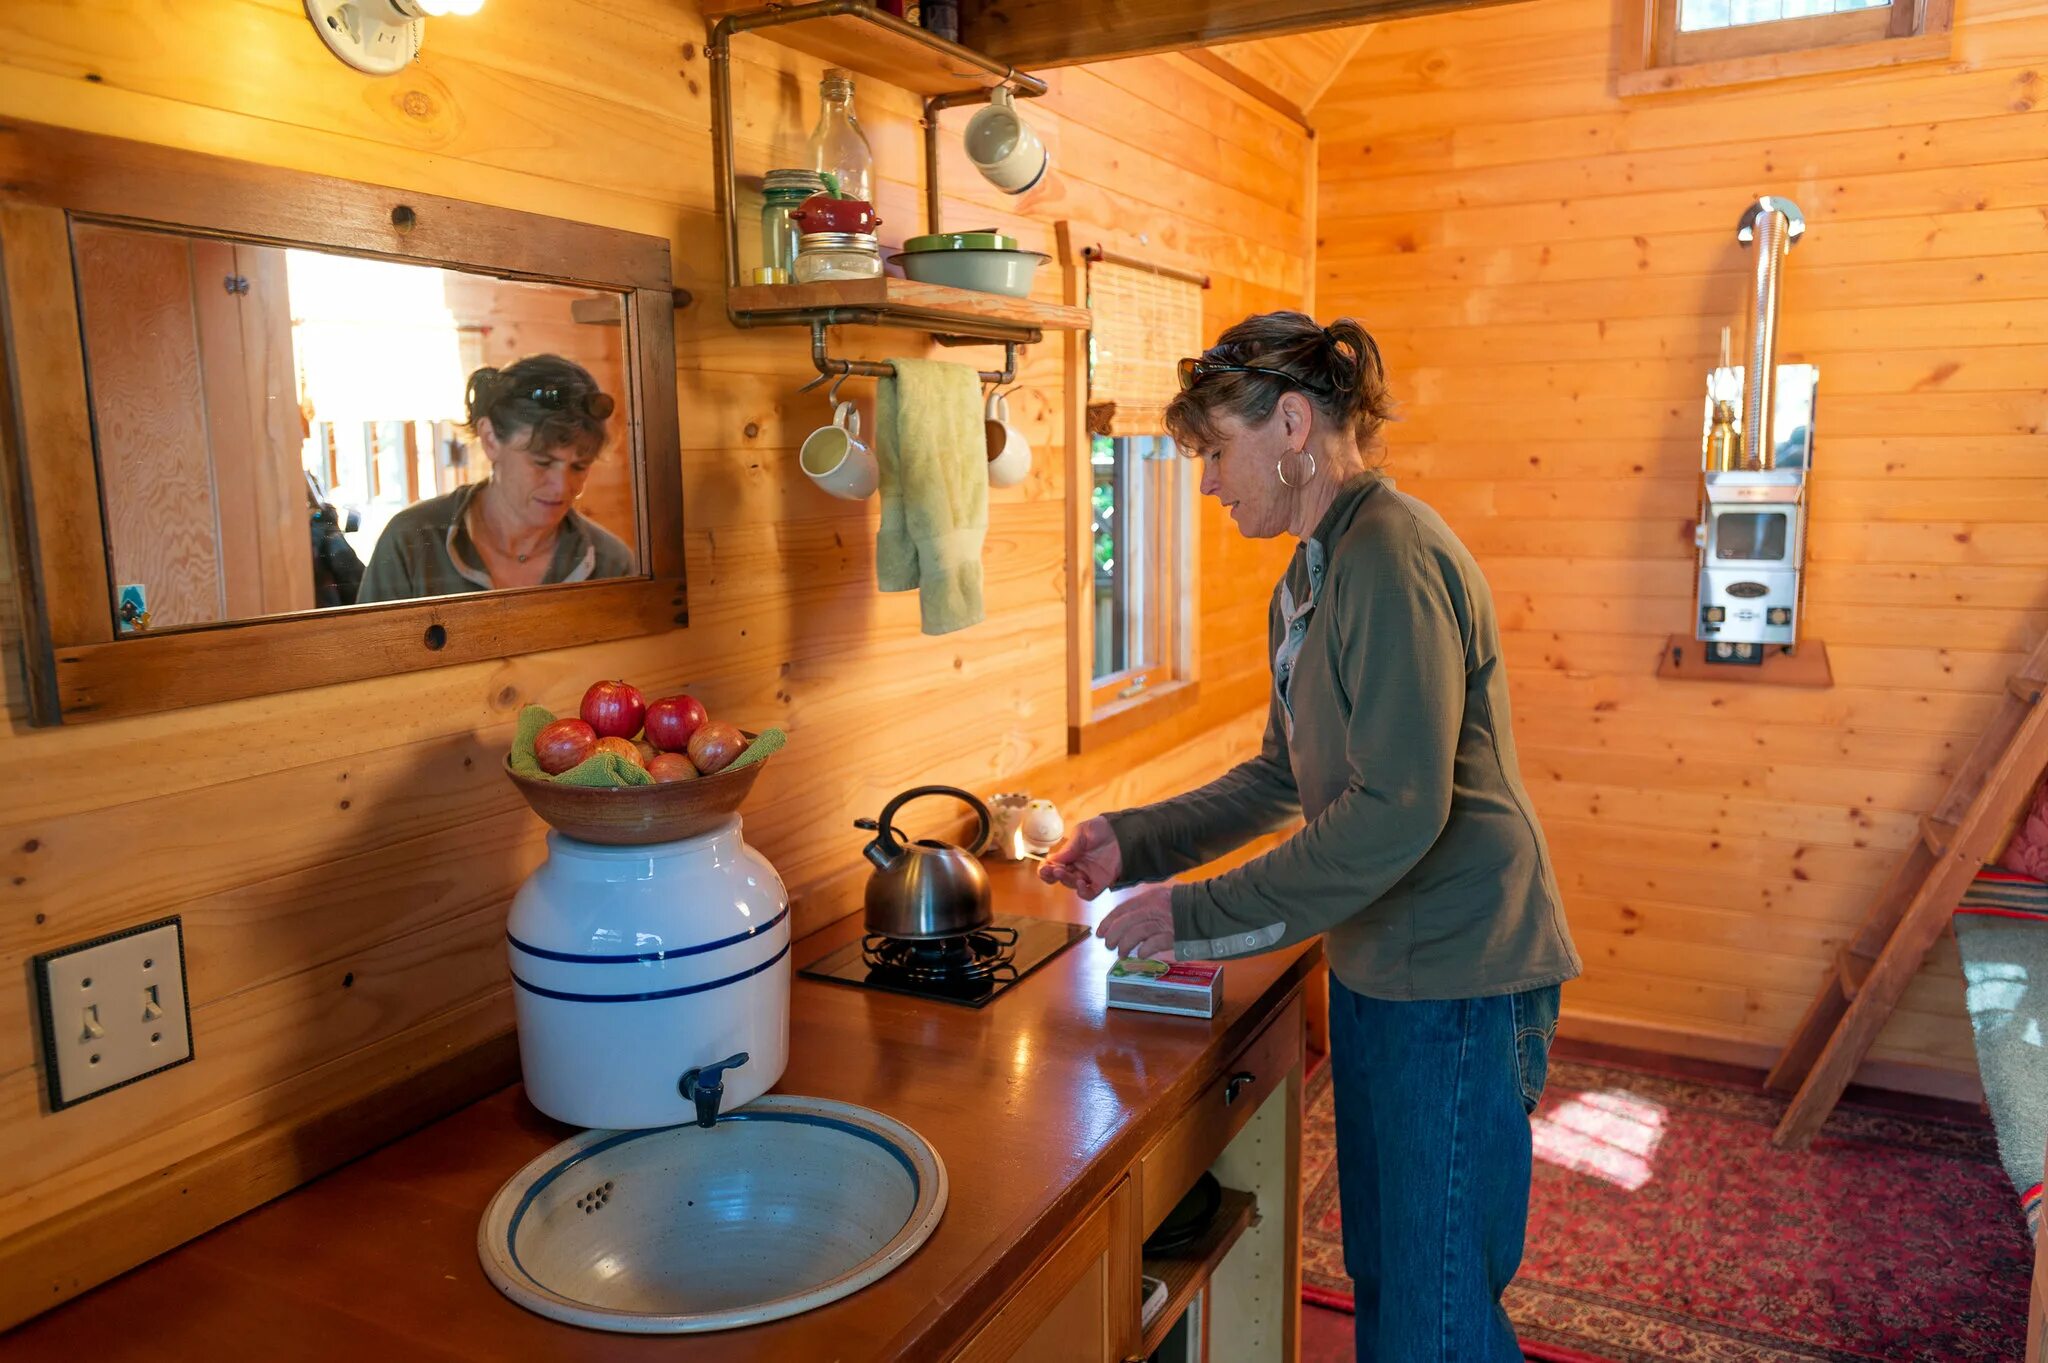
[{"left": 0, "top": 121, "right": 686, "bottom": 726}]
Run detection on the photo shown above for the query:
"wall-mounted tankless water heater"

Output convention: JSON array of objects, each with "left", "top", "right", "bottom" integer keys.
[{"left": 1692, "top": 196, "right": 1819, "bottom": 667}]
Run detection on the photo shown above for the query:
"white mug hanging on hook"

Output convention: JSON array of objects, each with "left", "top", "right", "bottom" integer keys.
[
  {"left": 801, "top": 399, "right": 879, "bottom": 501},
  {"left": 985, "top": 391, "right": 1032, "bottom": 488},
  {"left": 964, "top": 88, "right": 1049, "bottom": 196}
]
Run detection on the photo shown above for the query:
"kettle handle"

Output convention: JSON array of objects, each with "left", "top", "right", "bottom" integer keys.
[{"left": 871, "top": 785, "right": 994, "bottom": 856}]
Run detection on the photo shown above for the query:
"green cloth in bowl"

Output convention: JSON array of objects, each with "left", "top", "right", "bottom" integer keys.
[
  {"left": 509, "top": 703, "right": 785, "bottom": 785},
  {"left": 725, "top": 727, "right": 786, "bottom": 772},
  {"left": 509, "top": 704, "right": 652, "bottom": 787}
]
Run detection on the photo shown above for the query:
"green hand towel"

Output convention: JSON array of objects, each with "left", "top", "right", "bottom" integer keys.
[
  {"left": 509, "top": 703, "right": 786, "bottom": 785},
  {"left": 876, "top": 358, "right": 987, "bottom": 635}
]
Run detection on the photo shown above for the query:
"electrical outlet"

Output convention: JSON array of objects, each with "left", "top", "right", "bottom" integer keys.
[{"left": 32, "top": 917, "right": 193, "bottom": 1111}]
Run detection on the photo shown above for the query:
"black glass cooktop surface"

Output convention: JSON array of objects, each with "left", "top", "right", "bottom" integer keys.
[{"left": 797, "top": 912, "right": 1091, "bottom": 1009}]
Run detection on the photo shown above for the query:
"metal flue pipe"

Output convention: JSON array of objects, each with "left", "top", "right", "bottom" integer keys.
[{"left": 1736, "top": 196, "right": 1805, "bottom": 470}]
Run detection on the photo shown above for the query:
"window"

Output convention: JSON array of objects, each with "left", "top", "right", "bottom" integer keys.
[
  {"left": 1714, "top": 511, "right": 1790, "bottom": 562},
  {"left": 1619, "top": 0, "right": 1949, "bottom": 93},
  {"left": 1091, "top": 434, "right": 1182, "bottom": 706},
  {"left": 1056, "top": 226, "right": 1206, "bottom": 751}
]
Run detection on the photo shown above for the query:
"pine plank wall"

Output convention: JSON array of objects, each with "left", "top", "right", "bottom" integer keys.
[
  {"left": 5, "top": 0, "right": 2037, "bottom": 1327},
  {"left": 1316, "top": 0, "right": 2048, "bottom": 1087},
  {"left": 0, "top": 0, "right": 1304, "bottom": 1320}
]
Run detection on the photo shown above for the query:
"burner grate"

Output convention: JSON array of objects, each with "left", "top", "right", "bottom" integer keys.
[{"left": 861, "top": 925, "right": 1019, "bottom": 988}]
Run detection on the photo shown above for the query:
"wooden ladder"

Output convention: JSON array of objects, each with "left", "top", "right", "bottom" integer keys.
[{"left": 1766, "top": 630, "right": 2048, "bottom": 1149}]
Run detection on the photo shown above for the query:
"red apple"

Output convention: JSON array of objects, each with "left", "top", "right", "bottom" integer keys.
[
  {"left": 593, "top": 735, "right": 644, "bottom": 769},
  {"left": 580, "top": 679, "right": 646, "bottom": 740},
  {"left": 647, "top": 752, "right": 698, "bottom": 783},
  {"left": 634, "top": 738, "right": 660, "bottom": 766},
  {"left": 534, "top": 718, "right": 597, "bottom": 776},
  {"left": 642, "top": 694, "right": 709, "bottom": 752},
  {"left": 686, "top": 720, "right": 746, "bottom": 776}
]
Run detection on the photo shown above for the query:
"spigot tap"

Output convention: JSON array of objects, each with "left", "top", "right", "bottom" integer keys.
[{"left": 678, "top": 1051, "right": 750, "bottom": 1128}]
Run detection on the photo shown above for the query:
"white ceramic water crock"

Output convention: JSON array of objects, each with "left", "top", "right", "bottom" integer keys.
[{"left": 506, "top": 815, "right": 791, "bottom": 1129}]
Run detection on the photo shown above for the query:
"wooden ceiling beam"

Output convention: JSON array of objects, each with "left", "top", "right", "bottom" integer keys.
[{"left": 963, "top": 0, "right": 1521, "bottom": 70}]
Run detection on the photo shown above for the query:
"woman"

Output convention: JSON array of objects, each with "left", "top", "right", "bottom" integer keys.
[
  {"left": 1042, "top": 311, "right": 1580, "bottom": 1361},
  {"left": 357, "top": 354, "right": 634, "bottom": 603}
]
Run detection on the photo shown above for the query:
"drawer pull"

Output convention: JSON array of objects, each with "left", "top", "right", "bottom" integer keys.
[{"left": 1224, "top": 1071, "right": 1256, "bottom": 1106}]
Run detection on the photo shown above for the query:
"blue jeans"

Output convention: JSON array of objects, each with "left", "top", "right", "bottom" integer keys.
[{"left": 1327, "top": 978, "right": 1560, "bottom": 1362}]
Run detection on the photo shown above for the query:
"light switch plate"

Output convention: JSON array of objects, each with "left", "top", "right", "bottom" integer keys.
[{"left": 32, "top": 916, "right": 193, "bottom": 1111}]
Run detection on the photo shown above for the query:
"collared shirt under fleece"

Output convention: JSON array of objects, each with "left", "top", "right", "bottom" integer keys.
[{"left": 1102, "top": 472, "right": 1582, "bottom": 1002}]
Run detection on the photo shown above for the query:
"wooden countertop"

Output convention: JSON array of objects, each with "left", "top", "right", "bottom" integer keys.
[{"left": 7, "top": 863, "right": 1319, "bottom": 1362}]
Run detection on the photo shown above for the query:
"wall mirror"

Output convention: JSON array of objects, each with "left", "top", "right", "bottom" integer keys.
[{"left": 0, "top": 122, "right": 685, "bottom": 725}]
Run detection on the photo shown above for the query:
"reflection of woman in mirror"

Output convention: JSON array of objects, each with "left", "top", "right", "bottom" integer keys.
[{"left": 356, "top": 355, "right": 634, "bottom": 603}]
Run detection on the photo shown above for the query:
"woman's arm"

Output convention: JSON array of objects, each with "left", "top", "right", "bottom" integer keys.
[
  {"left": 1168, "top": 529, "right": 1463, "bottom": 961},
  {"left": 1101, "top": 683, "right": 1302, "bottom": 886}
]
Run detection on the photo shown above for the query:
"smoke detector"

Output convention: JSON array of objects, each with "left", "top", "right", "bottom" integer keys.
[{"left": 304, "top": 0, "right": 483, "bottom": 75}]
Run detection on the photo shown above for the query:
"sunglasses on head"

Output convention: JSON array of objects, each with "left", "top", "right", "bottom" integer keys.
[
  {"left": 526, "top": 387, "right": 616, "bottom": 421},
  {"left": 1175, "top": 356, "right": 1320, "bottom": 394}
]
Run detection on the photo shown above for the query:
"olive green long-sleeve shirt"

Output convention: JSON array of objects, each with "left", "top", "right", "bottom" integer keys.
[{"left": 1103, "top": 473, "right": 1581, "bottom": 1001}]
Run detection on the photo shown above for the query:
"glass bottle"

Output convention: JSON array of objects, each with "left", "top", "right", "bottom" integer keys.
[{"left": 805, "top": 69, "right": 873, "bottom": 204}]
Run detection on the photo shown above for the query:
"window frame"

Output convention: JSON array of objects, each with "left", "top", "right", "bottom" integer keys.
[
  {"left": 1617, "top": 0, "right": 1951, "bottom": 95},
  {"left": 1088, "top": 435, "right": 1185, "bottom": 718},
  {"left": 1057, "top": 224, "right": 1203, "bottom": 755}
]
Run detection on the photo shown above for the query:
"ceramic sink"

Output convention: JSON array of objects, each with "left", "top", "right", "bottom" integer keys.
[{"left": 477, "top": 1096, "right": 947, "bottom": 1334}]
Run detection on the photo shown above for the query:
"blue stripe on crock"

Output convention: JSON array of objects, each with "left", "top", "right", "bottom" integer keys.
[
  {"left": 510, "top": 940, "right": 790, "bottom": 1003},
  {"left": 507, "top": 906, "right": 790, "bottom": 964},
  {"left": 504, "top": 1108, "right": 923, "bottom": 1288}
]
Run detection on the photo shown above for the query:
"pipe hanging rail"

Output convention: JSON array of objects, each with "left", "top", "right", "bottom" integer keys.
[{"left": 807, "top": 321, "right": 1020, "bottom": 386}]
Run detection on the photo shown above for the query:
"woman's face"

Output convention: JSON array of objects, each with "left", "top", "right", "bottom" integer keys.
[
  {"left": 1189, "top": 393, "right": 1308, "bottom": 540},
  {"left": 481, "top": 421, "right": 599, "bottom": 531}
]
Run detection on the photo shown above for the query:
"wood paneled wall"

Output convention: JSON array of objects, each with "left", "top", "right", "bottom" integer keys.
[
  {"left": 0, "top": 0, "right": 1305, "bottom": 1321},
  {"left": 1315, "top": 0, "right": 2048, "bottom": 1085}
]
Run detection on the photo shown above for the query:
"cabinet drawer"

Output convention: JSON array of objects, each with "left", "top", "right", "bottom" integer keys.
[{"left": 1139, "top": 994, "right": 1302, "bottom": 1234}]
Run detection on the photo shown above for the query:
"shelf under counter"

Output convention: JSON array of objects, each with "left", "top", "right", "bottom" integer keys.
[{"left": 1140, "top": 1186, "right": 1258, "bottom": 1358}]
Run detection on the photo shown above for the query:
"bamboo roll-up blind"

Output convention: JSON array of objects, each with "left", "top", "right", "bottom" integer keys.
[{"left": 1087, "top": 259, "right": 1203, "bottom": 438}]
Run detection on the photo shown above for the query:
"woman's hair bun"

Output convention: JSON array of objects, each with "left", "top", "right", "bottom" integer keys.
[{"left": 1320, "top": 318, "right": 1385, "bottom": 401}]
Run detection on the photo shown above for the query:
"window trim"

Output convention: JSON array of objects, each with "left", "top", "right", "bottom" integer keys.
[
  {"left": 1057, "top": 223, "right": 1202, "bottom": 755},
  {"left": 1617, "top": 0, "right": 1951, "bottom": 95}
]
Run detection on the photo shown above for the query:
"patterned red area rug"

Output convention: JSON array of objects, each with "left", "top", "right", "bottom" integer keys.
[{"left": 1301, "top": 1056, "right": 2030, "bottom": 1361}]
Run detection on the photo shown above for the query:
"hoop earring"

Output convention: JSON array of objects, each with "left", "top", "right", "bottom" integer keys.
[{"left": 1276, "top": 448, "right": 1317, "bottom": 489}]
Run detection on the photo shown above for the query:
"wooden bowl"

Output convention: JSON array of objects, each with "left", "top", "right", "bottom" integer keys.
[{"left": 505, "top": 737, "right": 769, "bottom": 846}]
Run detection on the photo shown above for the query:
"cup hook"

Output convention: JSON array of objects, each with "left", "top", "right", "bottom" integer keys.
[{"left": 828, "top": 371, "right": 853, "bottom": 408}]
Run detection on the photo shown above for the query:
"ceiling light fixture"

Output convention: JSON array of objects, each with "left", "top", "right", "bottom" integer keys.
[{"left": 304, "top": 0, "right": 484, "bottom": 76}]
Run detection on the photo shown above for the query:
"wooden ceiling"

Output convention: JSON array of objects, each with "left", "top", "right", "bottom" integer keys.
[
  {"left": 965, "top": 0, "right": 1519, "bottom": 91},
  {"left": 1189, "top": 26, "right": 1378, "bottom": 126}
]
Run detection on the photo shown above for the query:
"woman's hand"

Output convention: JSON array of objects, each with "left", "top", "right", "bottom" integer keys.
[
  {"left": 1038, "top": 815, "right": 1123, "bottom": 901},
  {"left": 1097, "top": 882, "right": 1177, "bottom": 960}
]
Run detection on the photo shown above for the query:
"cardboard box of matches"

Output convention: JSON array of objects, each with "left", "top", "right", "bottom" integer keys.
[{"left": 1106, "top": 958, "right": 1223, "bottom": 1018}]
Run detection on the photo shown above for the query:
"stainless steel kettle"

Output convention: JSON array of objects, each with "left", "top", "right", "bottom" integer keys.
[{"left": 855, "top": 785, "right": 994, "bottom": 939}]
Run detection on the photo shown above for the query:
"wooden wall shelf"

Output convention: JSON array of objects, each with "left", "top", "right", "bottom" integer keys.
[
  {"left": 1656, "top": 633, "right": 1834, "bottom": 688},
  {"left": 1139, "top": 1187, "right": 1257, "bottom": 1358},
  {"left": 729, "top": 276, "right": 1091, "bottom": 341},
  {"left": 702, "top": 1, "right": 1046, "bottom": 101}
]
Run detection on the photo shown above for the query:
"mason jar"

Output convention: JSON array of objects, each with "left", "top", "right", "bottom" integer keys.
[
  {"left": 760, "top": 169, "right": 829, "bottom": 280},
  {"left": 794, "top": 231, "right": 883, "bottom": 282}
]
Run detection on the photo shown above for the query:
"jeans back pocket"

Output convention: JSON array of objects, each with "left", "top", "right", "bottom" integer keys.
[{"left": 1511, "top": 985, "right": 1561, "bottom": 1115}]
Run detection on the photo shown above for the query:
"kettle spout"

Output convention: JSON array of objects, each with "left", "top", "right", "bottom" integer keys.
[{"left": 855, "top": 816, "right": 898, "bottom": 871}]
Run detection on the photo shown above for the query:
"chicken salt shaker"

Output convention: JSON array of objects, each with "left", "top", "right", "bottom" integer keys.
[{"left": 1019, "top": 799, "right": 1065, "bottom": 857}]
